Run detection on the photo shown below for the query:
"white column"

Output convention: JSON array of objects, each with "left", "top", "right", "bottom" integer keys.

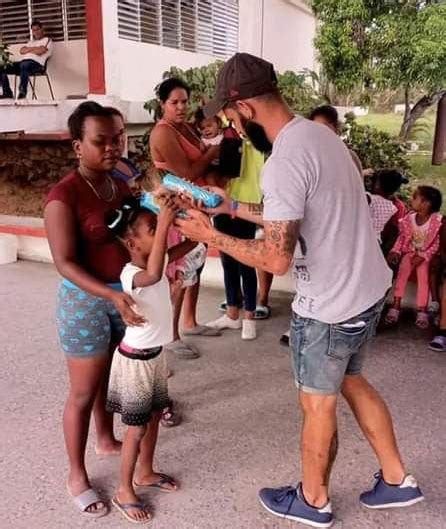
[
  {"left": 238, "top": 0, "right": 263, "bottom": 57},
  {"left": 100, "top": 0, "right": 121, "bottom": 99}
]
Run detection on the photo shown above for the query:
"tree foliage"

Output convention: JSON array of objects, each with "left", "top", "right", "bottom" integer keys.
[
  {"left": 312, "top": 0, "right": 446, "bottom": 139},
  {"left": 342, "top": 113, "right": 411, "bottom": 176},
  {"left": 0, "top": 42, "right": 12, "bottom": 68},
  {"left": 145, "top": 62, "right": 322, "bottom": 121}
]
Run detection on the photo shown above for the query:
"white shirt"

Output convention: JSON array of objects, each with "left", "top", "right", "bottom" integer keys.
[
  {"left": 22, "top": 37, "right": 53, "bottom": 67},
  {"left": 411, "top": 214, "right": 431, "bottom": 251},
  {"left": 120, "top": 263, "right": 173, "bottom": 349},
  {"left": 367, "top": 193, "right": 397, "bottom": 241},
  {"left": 202, "top": 133, "right": 224, "bottom": 146},
  {"left": 262, "top": 117, "right": 392, "bottom": 324}
]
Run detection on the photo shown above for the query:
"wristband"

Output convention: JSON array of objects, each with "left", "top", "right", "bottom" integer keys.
[{"left": 230, "top": 199, "right": 239, "bottom": 219}]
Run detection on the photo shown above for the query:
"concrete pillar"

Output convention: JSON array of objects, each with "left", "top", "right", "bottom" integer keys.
[
  {"left": 85, "top": 0, "right": 121, "bottom": 99},
  {"left": 85, "top": 0, "right": 105, "bottom": 94},
  {"left": 238, "top": 0, "right": 263, "bottom": 57},
  {"left": 100, "top": 0, "right": 121, "bottom": 99}
]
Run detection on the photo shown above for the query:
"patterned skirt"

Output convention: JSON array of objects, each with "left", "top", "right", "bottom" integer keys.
[{"left": 107, "top": 348, "right": 169, "bottom": 426}]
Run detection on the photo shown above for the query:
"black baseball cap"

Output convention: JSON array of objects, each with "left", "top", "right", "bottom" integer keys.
[{"left": 204, "top": 53, "right": 278, "bottom": 118}]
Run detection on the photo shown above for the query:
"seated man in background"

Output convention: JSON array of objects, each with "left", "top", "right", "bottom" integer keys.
[{"left": 0, "top": 19, "right": 53, "bottom": 100}]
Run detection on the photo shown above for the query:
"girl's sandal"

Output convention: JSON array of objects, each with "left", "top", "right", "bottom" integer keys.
[
  {"left": 385, "top": 308, "right": 400, "bottom": 326},
  {"left": 160, "top": 401, "right": 182, "bottom": 427},
  {"left": 133, "top": 473, "right": 178, "bottom": 493},
  {"left": 415, "top": 311, "right": 429, "bottom": 329},
  {"left": 112, "top": 497, "right": 152, "bottom": 524}
]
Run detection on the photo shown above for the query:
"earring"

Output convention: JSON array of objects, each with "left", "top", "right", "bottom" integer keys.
[{"left": 77, "top": 153, "right": 82, "bottom": 159}]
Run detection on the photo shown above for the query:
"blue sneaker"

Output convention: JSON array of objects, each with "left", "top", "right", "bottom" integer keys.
[
  {"left": 360, "top": 471, "right": 424, "bottom": 509},
  {"left": 259, "top": 483, "right": 334, "bottom": 528}
]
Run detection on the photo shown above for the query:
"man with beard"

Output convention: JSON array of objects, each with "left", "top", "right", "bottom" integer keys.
[{"left": 176, "top": 53, "right": 423, "bottom": 528}]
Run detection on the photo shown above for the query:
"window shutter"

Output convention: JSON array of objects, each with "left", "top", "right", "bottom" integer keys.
[
  {"left": 0, "top": 0, "right": 86, "bottom": 43},
  {"left": 0, "top": 0, "right": 31, "bottom": 45},
  {"left": 196, "top": 0, "right": 212, "bottom": 55},
  {"left": 117, "top": 0, "right": 238, "bottom": 58},
  {"left": 180, "top": 0, "right": 196, "bottom": 52},
  {"left": 140, "top": 0, "right": 160, "bottom": 45},
  {"left": 161, "top": 0, "right": 179, "bottom": 49},
  {"left": 66, "top": 0, "right": 86, "bottom": 40},
  {"left": 30, "top": 0, "right": 64, "bottom": 42},
  {"left": 211, "top": 0, "right": 238, "bottom": 58},
  {"left": 118, "top": 0, "right": 141, "bottom": 42}
]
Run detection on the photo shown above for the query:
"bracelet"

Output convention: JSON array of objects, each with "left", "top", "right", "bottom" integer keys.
[{"left": 230, "top": 199, "right": 239, "bottom": 219}]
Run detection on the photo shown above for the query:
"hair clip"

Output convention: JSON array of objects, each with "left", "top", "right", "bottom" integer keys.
[{"left": 107, "top": 209, "right": 123, "bottom": 229}]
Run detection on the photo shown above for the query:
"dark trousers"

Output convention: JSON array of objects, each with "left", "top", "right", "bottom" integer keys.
[
  {"left": 214, "top": 215, "right": 257, "bottom": 312},
  {"left": 0, "top": 59, "right": 43, "bottom": 97}
]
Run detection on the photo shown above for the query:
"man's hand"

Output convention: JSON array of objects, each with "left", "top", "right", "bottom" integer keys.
[
  {"left": 387, "top": 252, "right": 400, "bottom": 266},
  {"left": 111, "top": 291, "right": 145, "bottom": 327},
  {"left": 411, "top": 254, "right": 425, "bottom": 268},
  {"left": 175, "top": 209, "right": 215, "bottom": 243},
  {"left": 172, "top": 186, "right": 231, "bottom": 217}
]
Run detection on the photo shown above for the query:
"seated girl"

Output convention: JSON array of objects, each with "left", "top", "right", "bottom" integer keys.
[{"left": 386, "top": 186, "right": 443, "bottom": 328}]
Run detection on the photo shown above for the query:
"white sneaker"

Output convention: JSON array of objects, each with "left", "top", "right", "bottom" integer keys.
[
  {"left": 242, "top": 319, "right": 257, "bottom": 340},
  {"left": 207, "top": 314, "right": 242, "bottom": 330}
]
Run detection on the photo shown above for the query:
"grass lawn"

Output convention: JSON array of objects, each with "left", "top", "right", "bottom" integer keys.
[
  {"left": 357, "top": 111, "right": 437, "bottom": 150},
  {"left": 357, "top": 112, "right": 445, "bottom": 212},
  {"left": 408, "top": 154, "right": 446, "bottom": 208}
]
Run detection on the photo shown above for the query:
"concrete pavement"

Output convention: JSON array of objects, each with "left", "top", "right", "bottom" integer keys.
[{"left": 1, "top": 261, "right": 445, "bottom": 529}]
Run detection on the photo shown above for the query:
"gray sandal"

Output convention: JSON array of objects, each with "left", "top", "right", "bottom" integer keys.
[
  {"left": 69, "top": 487, "right": 108, "bottom": 518},
  {"left": 166, "top": 339, "right": 200, "bottom": 359},
  {"left": 182, "top": 324, "right": 221, "bottom": 337},
  {"left": 429, "top": 335, "right": 446, "bottom": 352}
]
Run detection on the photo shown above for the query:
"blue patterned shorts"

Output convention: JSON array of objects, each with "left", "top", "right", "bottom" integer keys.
[{"left": 56, "top": 281, "right": 126, "bottom": 358}]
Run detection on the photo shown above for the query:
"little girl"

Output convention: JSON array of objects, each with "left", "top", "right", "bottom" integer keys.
[
  {"left": 386, "top": 185, "right": 443, "bottom": 328},
  {"left": 105, "top": 196, "right": 193, "bottom": 523}
]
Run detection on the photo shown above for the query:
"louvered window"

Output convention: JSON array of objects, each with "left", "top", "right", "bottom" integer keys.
[
  {"left": 117, "top": 0, "right": 239, "bottom": 59},
  {"left": 31, "top": 0, "right": 64, "bottom": 41},
  {"left": 0, "top": 0, "right": 86, "bottom": 44},
  {"left": 66, "top": 0, "right": 86, "bottom": 40}
]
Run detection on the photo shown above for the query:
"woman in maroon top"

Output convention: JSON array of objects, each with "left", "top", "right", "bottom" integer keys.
[{"left": 45, "top": 102, "right": 143, "bottom": 517}]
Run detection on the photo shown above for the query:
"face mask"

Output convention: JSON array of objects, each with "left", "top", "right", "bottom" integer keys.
[{"left": 240, "top": 115, "right": 272, "bottom": 154}]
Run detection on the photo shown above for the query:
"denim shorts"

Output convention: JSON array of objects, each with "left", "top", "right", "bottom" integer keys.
[
  {"left": 56, "top": 280, "right": 126, "bottom": 358},
  {"left": 290, "top": 297, "right": 386, "bottom": 395}
]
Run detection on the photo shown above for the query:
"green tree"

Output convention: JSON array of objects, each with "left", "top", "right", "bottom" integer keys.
[
  {"left": 0, "top": 42, "right": 11, "bottom": 68},
  {"left": 312, "top": 0, "right": 446, "bottom": 140}
]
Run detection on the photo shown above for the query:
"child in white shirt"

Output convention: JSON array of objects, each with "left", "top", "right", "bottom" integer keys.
[{"left": 105, "top": 196, "right": 192, "bottom": 523}]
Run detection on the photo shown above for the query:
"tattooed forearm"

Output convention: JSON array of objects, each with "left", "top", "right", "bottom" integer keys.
[{"left": 209, "top": 219, "right": 299, "bottom": 274}]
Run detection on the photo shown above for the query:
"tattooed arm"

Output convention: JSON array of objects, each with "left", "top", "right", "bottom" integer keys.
[{"left": 175, "top": 210, "right": 299, "bottom": 275}]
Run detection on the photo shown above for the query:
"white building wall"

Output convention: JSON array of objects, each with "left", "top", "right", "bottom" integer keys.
[
  {"left": 8, "top": 40, "right": 88, "bottom": 100},
  {"left": 1, "top": 0, "right": 317, "bottom": 128},
  {"left": 108, "top": 0, "right": 317, "bottom": 107},
  {"left": 230, "top": 0, "right": 317, "bottom": 74},
  {"left": 117, "top": 40, "right": 217, "bottom": 102}
]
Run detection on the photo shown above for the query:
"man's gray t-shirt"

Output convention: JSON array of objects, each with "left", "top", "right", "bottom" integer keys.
[{"left": 262, "top": 117, "right": 392, "bottom": 324}]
